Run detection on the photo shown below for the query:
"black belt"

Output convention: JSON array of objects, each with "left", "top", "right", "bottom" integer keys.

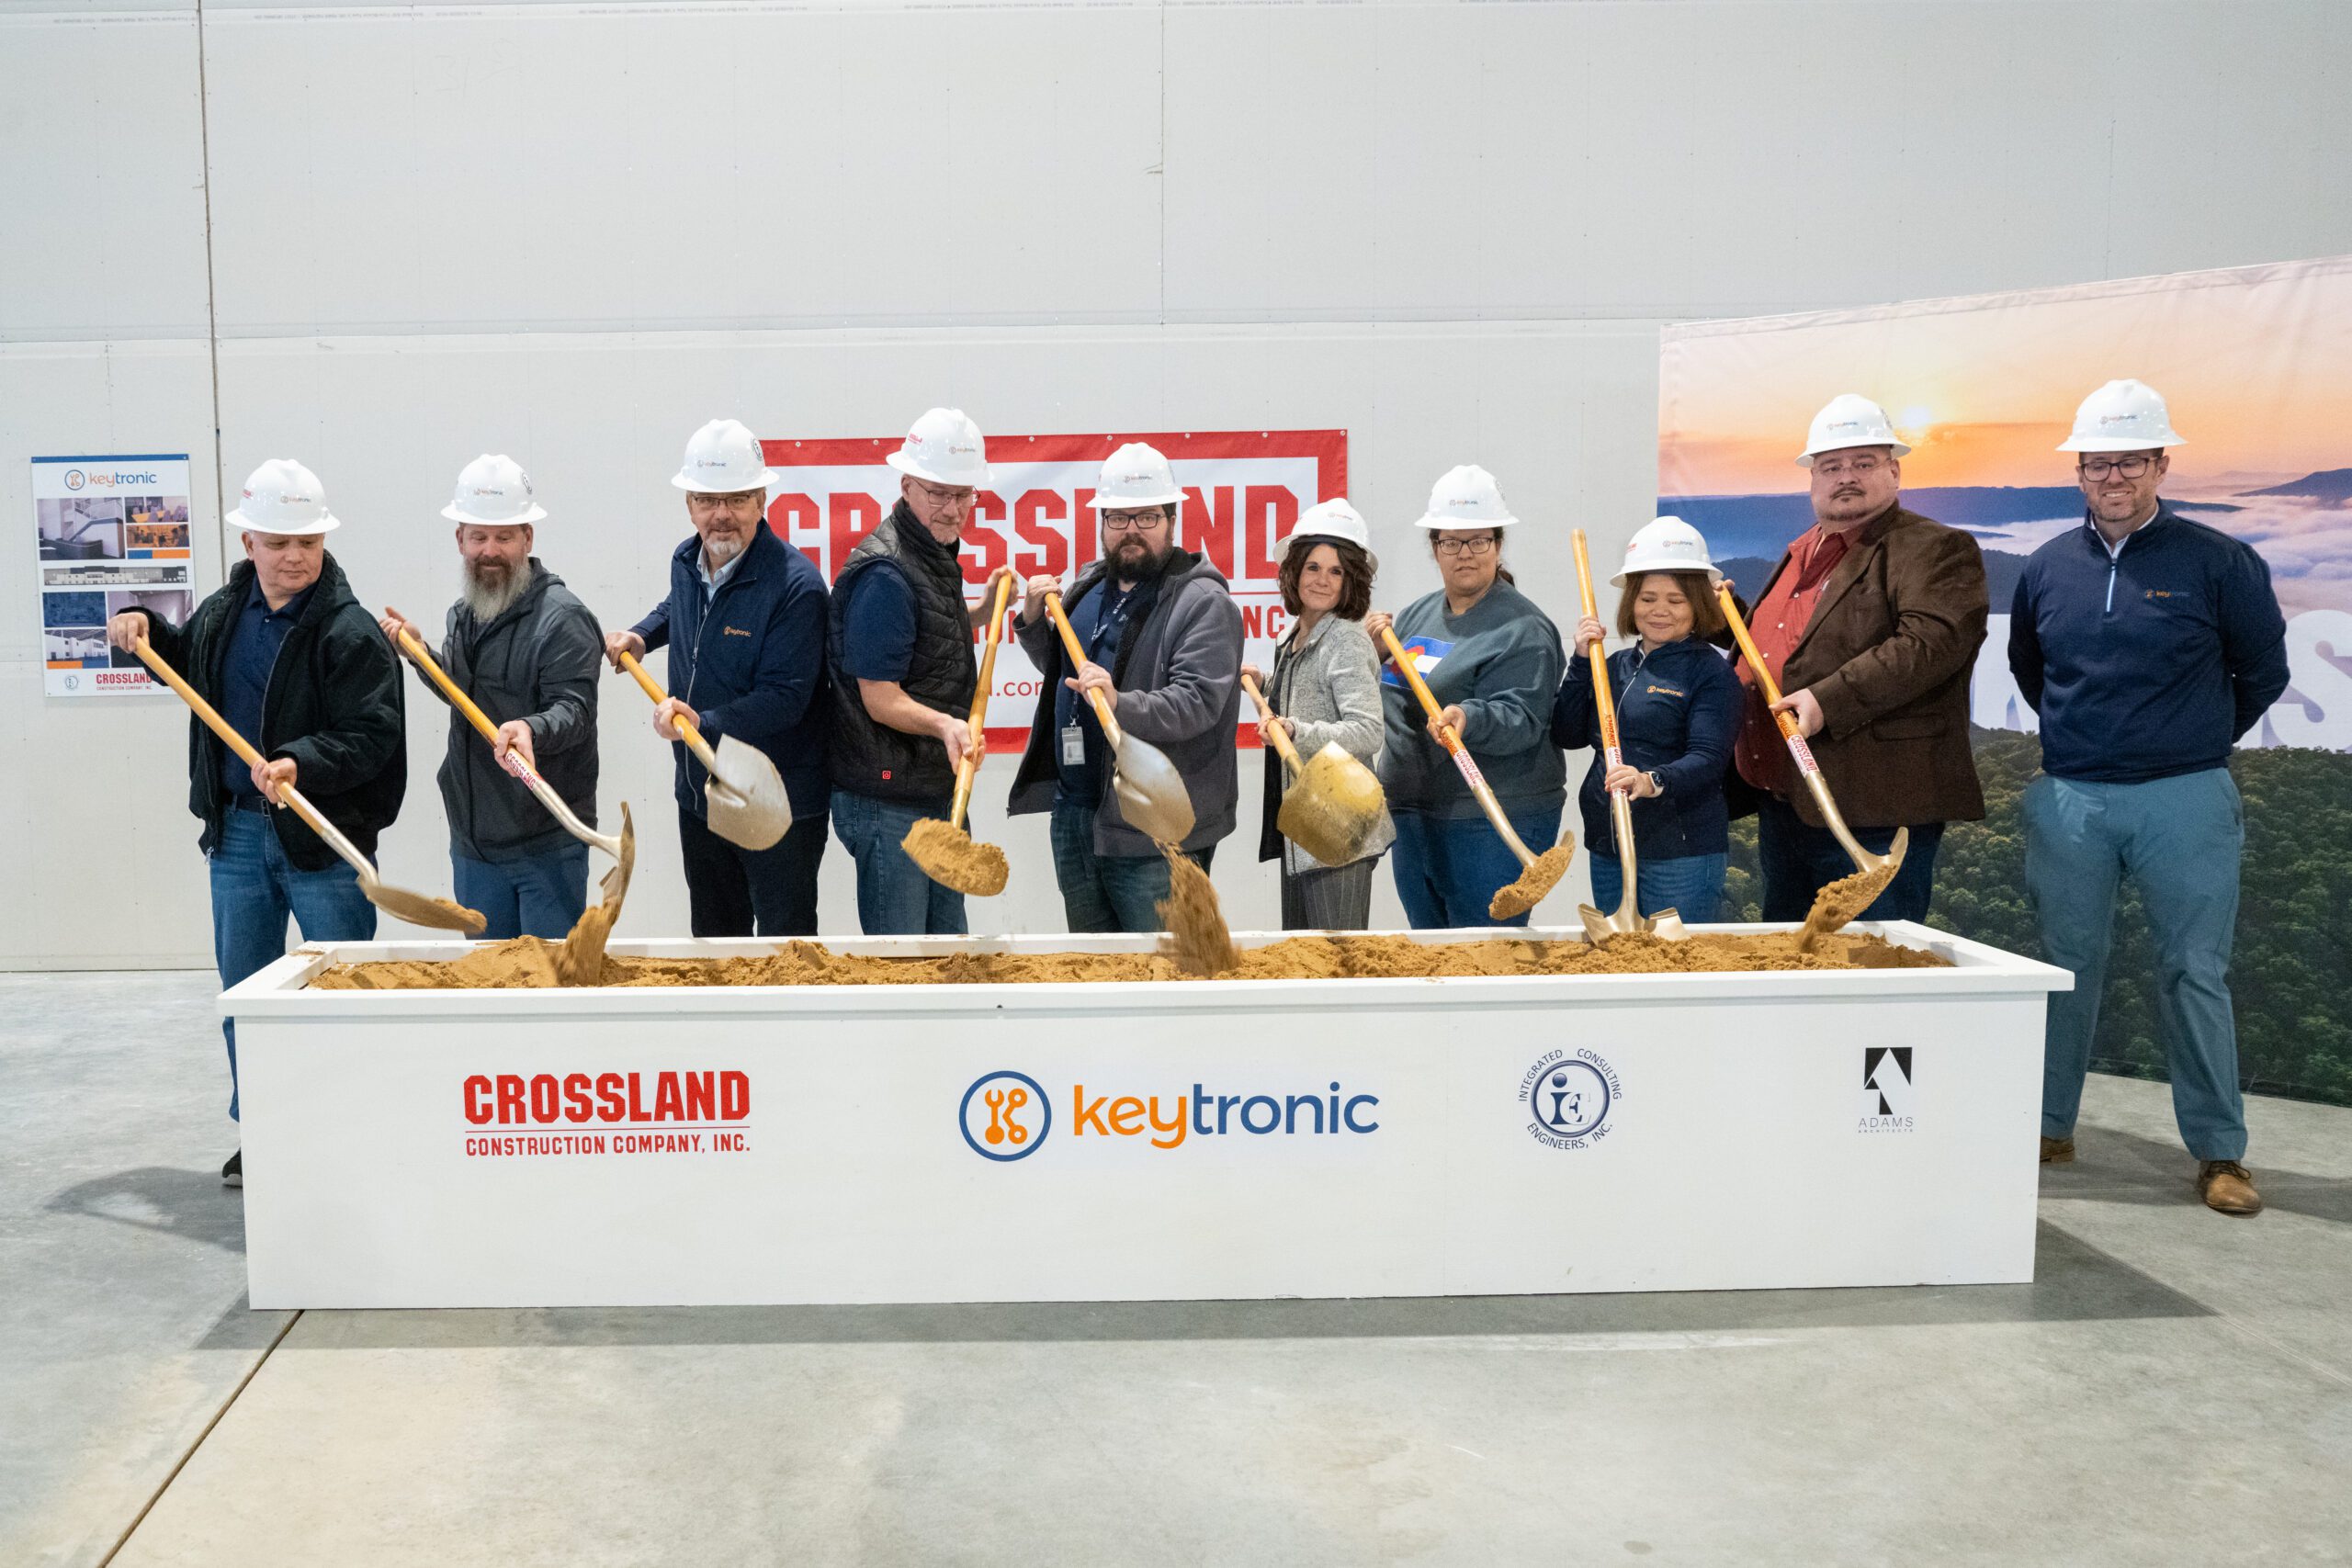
[{"left": 230, "top": 794, "right": 273, "bottom": 816}]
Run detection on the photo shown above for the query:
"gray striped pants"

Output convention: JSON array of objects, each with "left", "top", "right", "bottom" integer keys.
[{"left": 1279, "top": 856, "right": 1380, "bottom": 931}]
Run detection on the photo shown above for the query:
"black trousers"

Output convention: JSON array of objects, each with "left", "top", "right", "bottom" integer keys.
[{"left": 678, "top": 803, "right": 826, "bottom": 937}]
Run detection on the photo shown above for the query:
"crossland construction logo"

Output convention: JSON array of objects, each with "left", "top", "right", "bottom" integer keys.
[{"left": 1859, "top": 1047, "right": 1916, "bottom": 1134}]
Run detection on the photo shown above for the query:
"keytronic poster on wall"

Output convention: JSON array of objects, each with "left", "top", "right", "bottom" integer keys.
[
  {"left": 1655, "top": 253, "right": 2352, "bottom": 1106},
  {"left": 759, "top": 430, "right": 1347, "bottom": 741},
  {"left": 31, "top": 453, "right": 194, "bottom": 697}
]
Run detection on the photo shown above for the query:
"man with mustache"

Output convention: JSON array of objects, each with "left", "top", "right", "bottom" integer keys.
[
  {"left": 1731, "top": 393, "right": 1988, "bottom": 922},
  {"left": 605, "top": 419, "right": 831, "bottom": 936},
  {"left": 2009, "top": 380, "right": 2288, "bottom": 1215},
  {"left": 1007, "top": 442, "right": 1244, "bottom": 931},
  {"left": 379, "top": 455, "right": 602, "bottom": 941}
]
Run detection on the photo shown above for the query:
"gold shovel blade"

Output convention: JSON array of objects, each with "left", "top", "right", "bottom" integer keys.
[
  {"left": 1276, "top": 742, "right": 1385, "bottom": 866},
  {"left": 705, "top": 735, "right": 793, "bottom": 851},
  {"left": 1112, "top": 733, "right": 1196, "bottom": 846}
]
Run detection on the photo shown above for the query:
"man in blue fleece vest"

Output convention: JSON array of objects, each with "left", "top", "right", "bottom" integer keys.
[{"left": 2008, "top": 380, "right": 2288, "bottom": 1216}]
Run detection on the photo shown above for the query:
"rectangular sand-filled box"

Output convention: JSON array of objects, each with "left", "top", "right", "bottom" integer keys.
[{"left": 224, "top": 922, "right": 2068, "bottom": 1308}]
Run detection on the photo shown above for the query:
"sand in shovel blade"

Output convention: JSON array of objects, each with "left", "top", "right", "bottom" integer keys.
[
  {"left": 554, "top": 897, "right": 619, "bottom": 987},
  {"left": 1792, "top": 863, "right": 1898, "bottom": 953},
  {"left": 372, "top": 888, "right": 488, "bottom": 934},
  {"left": 902, "top": 818, "right": 1009, "bottom": 897},
  {"left": 1157, "top": 847, "right": 1238, "bottom": 977},
  {"left": 1488, "top": 840, "right": 1574, "bottom": 920}
]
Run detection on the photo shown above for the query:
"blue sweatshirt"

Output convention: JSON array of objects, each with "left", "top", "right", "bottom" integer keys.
[
  {"left": 1378, "top": 581, "right": 1567, "bottom": 818},
  {"left": 630, "top": 522, "right": 832, "bottom": 821},
  {"left": 1552, "top": 636, "right": 1742, "bottom": 861},
  {"left": 2007, "top": 506, "right": 2288, "bottom": 784}
]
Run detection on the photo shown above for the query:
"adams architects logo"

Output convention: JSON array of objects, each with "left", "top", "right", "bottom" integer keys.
[
  {"left": 1860, "top": 1046, "right": 1916, "bottom": 1133},
  {"left": 960, "top": 1069, "right": 1051, "bottom": 1161},
  {"left": 1519, "top": 1047, "right": 1620, "bottom": 1150}
]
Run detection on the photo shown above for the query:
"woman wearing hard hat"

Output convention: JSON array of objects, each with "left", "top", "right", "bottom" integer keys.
[
  {"left": 1552, "top": 518, "right": 1744, "bottom": 921},
  {"left": 1242, "top": 500, "right": 1395, "bottom": 929},
  {"left": 1364, "top": 466, "right": 1568, "bottom": 929}
]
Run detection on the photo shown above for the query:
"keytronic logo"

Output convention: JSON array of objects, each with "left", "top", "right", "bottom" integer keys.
[
  {"left": 959, "top": 1069, "right": 1051, "bottom": 1162},
  {"left": 1860, "top": 1046, "right": 1915, "bottom": 1133},
  {"left": 958, "top": 1070, "right": 1379, "bottom": 1160}
]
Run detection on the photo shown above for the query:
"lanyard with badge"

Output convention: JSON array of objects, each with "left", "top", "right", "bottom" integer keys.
[{"left": 1061, "top": 584, "right": 1135, "bottom": 768}]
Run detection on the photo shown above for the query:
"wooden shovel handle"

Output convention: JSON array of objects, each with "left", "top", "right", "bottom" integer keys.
[
  {"left": 616, "top": 649, "right": 718, "bottom": 766},
  {"left": 1714, "top": 584, "right": 1807, "bottom": 747},
  {"left": 1041, "top": 590, "right": 1124, "bottom": 747},
  {"left": 1570, "top": 531, "right": 1627, "bottom": 783},
  {"left": 1375, "top": 625, "right": 1466, "bottom": 759},
  {"left": 948, "top": 572, "right": 1016, "bottom": 830},
  {"left": 1238, "top": 672, "right": 1305, "bottom": 771},
  {"left": 1375, "top": 623, "right": 1533, "bottom": 867},
  {"left": 130, "top": 637, "right": 346, "bottom": 856}
]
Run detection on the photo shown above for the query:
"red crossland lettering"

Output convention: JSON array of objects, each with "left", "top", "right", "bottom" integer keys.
[
  {"left": 463, "top": 1070, "right": 752, "bottom": 1126},
  {"left": 1012, "top": 489, "right": 1069, "bottom": 578},
  {"left": 962, "top": 493, "right": 1008, "bottom": 576},
  {"left": 1243, "top": 484, "right": 1296, "bottom": 581},
  {"left": 1189, "top": 485, "right": 1234, "bottom": 577},
  {"left": 829, "top": 491, "right": 881, "bottom": 574}
]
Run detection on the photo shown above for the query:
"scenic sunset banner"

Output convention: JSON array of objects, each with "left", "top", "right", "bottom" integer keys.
[{"left": 1657, "top": 256, "right": 2352, "bottom": 1105}]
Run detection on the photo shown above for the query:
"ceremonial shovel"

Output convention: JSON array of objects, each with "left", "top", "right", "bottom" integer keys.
[
  {"left": 1042, "top": 589, "right": 1196, "bottom": 846},
  {"left": 616, "top": 650, "right": 792, "bottom": 851},
  {"left": 903, "top": 571, "right": 1013, "bottom": 897},
  {"left": 132, "top": 637, "right": 487, "bottom": 934},
  {"left": 389, "top": 614, "right": 634, "bottom": 982},
  {"left": 1570, "top": 529, "right": 1685, "bottom": 943},
  {"left": 1714, "top": 583, "right": 1906, "bottom": 950},
  {"left": 1238, "top": 671, "right": 1386, "bottom": 870}
]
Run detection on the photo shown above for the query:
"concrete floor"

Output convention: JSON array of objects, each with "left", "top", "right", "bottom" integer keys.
[{"left": 5, "top": 973, "right": 2348, "bottom": 1567}]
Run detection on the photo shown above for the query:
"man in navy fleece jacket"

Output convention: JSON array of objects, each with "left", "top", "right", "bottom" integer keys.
[{"left": 2007, "top": 380, "right": 2288, "bottom": 1216}]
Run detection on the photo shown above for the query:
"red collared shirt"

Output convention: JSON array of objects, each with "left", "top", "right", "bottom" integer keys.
[{"left": 1734, "top": 524, "right": 1852, "bottom": 793}]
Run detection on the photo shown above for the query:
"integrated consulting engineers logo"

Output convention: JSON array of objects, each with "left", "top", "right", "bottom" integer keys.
[{"left": 1519, "top": 1047, "right": 1620, "bottom": 1150}]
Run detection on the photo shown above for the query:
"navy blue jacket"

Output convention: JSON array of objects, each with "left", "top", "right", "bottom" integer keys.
[
  {"left": 2007, "top": 506, "right": 2288, "bottom": 784},
  {"left": 629, "top": 523, "right": 831, "bottom": 821},
  {"left": 1552, "top": 636, "right": 1742, "bottom": 861}
]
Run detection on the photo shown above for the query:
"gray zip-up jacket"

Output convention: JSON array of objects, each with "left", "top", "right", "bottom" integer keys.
[
  {"left": 1008, "top": 548, "right": 1244, "bottom": 856},
  {"left": 1260, "top": 613, "right": 1395, "bottom": 872},
  {"left": 419, "top": 561, "right": 602, "bottom": 863}
]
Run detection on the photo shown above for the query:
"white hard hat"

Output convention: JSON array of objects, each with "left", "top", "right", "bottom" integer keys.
[
  {"left": 1798, "top": 394, "right": 1911, "bottom": 466},
  {"left": 1284, "top": 498, "right": 1378, "bottom": 574},
  {"left": 1611, "top": 515, "right": 1721, "bottom": 586},
  {"left": 1088, "top": 442, "right": 1186, "bottom": 513},
  {"left": 887, "top": 408, "right": 992, "bottom": 488},
  {"left": 442, "top": 453, "right": 547, "bottom": 525},
  {"left": 227, "top": 458, "right": 340, "bottom": 536},
  {"left": 672, "top": 418, "right": 781, "bottom": 493},
  {"left": 1415, "top": 464, "right": 1517, "bottom": 530},
  {"left": 2058, "top": 378, "right": 2186, "bottom": 452}
]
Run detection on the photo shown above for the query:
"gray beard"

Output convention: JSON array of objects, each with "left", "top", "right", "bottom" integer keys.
[{"left": 461, "top": 557, "right": 532, "bottom": 623}]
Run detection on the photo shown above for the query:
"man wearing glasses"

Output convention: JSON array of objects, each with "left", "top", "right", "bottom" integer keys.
[
  {"left": 605, "top": 418, "right": 831, "bottom": 936},
  {"left": 1731, "top": 393, "right": 1989, "bottom": 922},
  {"left": 2009, "top": 380, "right": 2288, "bottom": 1215},
  {"left": 1008, "top": 441, "right": 1244, "bottom": 931},
  {"left": 826, "top": 408, "right": 1015, "bottom": 933}
]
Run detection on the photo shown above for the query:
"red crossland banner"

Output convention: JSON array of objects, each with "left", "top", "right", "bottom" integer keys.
[{"left": 760, "top": 429, "right": 1347, "bottom": 741}]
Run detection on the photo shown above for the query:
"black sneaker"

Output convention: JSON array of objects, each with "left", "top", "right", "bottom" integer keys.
[{"left": 222, "top": 1150, "right": 243, "bottom": 1188}]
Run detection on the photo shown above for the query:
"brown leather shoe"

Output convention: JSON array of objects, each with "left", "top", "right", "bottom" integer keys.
[
  {"left": 2040, "top": 1135, "right": 2075, "bottom": 1165},
  {"left": 2198, "top": 1160, "right": 2262, "bottom": 1215}
]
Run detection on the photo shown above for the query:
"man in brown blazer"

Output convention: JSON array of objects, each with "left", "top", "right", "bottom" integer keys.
[{"left": 1731, "top": 394, "right": 1987, "bottom": 921}]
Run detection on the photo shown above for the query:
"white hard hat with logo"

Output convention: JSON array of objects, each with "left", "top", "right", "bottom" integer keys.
[
  {"left": 1088, "top": 442, "right": 1186, "bottom": 514},
  {"left": 2057, "top": 379, "right": 2186, "bottom": 452},
  {"left": 1798, "top": 394, "right": 1912, "bottom": 466},
  {"left": 1284, "top": 497, "right": 1378, "bottom": 573},
  {"left": 443, "top": 453, "right": 548, "bottom": 525},
  {"left": 1415, "top": 464, "right": 1518, "bottom": 530},
  {"left": 1611, "top": 515, "right": 1721, "bottom": 586},
  {"left": 672, "top": 418, "right": 781, "bottom": 493},
  {"left": 887, "top": 408, "right": 993, "bottom": 488},
  {"left": 227, "top": 458, "right": 340, "bottom": 536}
]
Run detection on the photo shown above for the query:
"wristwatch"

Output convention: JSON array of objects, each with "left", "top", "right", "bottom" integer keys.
[{"left": 1645, "top": 771, "right": 1665, "bottom": 796}]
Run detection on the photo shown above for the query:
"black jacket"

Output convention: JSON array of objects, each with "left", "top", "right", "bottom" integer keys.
[
  {"left": 826, "top": 502, "right": 978, "bottom": 804},
  {"left": 629, "top": 521, "right": 831, "bottom": 822},
  {"left": 420, "top": 562, "right": 601, "bottom": 862},
  {"left": 1553, "top": 636, "right": 1743, "bottom": 861},
  {"left": 144, "top": 554, "right": 407, "bottom": 871}
]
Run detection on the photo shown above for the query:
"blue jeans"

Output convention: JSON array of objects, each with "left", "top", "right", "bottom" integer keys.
[
  {"left": 1589, "top": 851, "right": 1728, "bottom": 923},
  {"left": 1049, "top": 801, "right": 1213, "bottom": 933},
  {"left": 1757, "top": 795, "right": 1945, "bottom": 923},
  {"left": 2025, "top": 769, "right": 2246, "bottom": 1160},
  {"left": 453, "top": 841, "right": 590, "bottom": 941},
  {"left": 1388, "top": 803, "right": 1565, "bottom": 929},
  {"left": 210, "top": 807, "right": 376, "bottom": 1121},
  {"left": 831, "top": 788, "right": 967, "bottom": 935}
]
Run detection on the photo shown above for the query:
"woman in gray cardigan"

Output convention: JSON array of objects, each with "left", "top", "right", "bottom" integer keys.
[{"left": 1241, "top": 501, "right": 1396, "bottom": 929}]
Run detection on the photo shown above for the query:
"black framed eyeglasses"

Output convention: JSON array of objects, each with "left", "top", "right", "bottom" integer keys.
[{"left": 2078, "top": 456, "right": 2156, "bottom": 480}]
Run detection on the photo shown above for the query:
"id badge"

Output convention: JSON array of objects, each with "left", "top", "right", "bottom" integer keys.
[{"left": 1060, "top": 724, "right": 1086, "bottom": 767}]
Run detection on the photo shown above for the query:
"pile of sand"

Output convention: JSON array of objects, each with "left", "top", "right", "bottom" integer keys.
[{"left": 311, "top": 929, "right": 1950, "bottom": 991}]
